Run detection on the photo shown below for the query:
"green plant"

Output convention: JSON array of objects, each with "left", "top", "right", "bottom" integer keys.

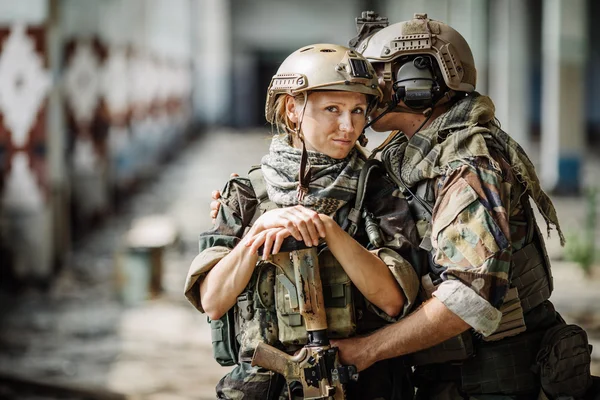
[{"left": 564, "top": 187, "right": 598, "bottom": 276}]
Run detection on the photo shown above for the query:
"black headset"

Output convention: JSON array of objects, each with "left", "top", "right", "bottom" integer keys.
[
  {"left": 392, "top": 55, "right": 441, "bottom": 110},
  {"left": 364, "top": 55, "right": 443, "bottom": 130}
]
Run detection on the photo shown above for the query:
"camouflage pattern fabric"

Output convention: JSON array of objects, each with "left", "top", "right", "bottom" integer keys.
[
  {"left": 216, "top": 362, "right": 284, "bottom": 400},
  {"left": 380, "top": 93, "right": 562, "bottom": 336},
  {"left": 381, "top": 92, "right": 563, "bottom": 244},
  {"left": 237, "top": 262, "right": 279, "bottom": 362},
  {"left": 216, "top": 359, "right": 413, "bottom": 400},
  {"left": 193, "top": 139, "right": 419, "bottom": 399},
  {"left": 378, "top": 92, "right": 567, "bottom": 396}
]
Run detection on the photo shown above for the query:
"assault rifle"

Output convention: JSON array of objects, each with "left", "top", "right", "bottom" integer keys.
[{"left": 252, "top": 239, "right": 359, "bottom": 399}]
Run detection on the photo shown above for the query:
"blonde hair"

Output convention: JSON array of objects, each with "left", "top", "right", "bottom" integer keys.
[{"left": 271, "top": 93, "right": 307, "bottom": 137}]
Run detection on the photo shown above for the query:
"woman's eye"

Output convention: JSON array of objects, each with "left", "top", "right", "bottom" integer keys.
[
  {"left": 352, "top": 108, "right": 365, "bottom": 114},
  {"left": 325, "top": 106, "right": 338, "bottom": 112}
]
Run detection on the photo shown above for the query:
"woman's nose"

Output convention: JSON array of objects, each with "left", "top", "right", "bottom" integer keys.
[{"left": 339, "top": 112, "right": 355, "bottom": 133}]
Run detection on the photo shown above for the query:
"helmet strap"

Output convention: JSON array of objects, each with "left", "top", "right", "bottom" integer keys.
[{"left": 295, "top": 95, "right": 311, "bottom": 203}]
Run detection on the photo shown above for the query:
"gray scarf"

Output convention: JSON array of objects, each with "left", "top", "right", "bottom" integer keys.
[{"left": 261, "top": 135, "right": 364, "bottom": 215}]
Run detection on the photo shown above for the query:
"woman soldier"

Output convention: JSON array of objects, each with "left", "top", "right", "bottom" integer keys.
[{"left": 184, "top": 44, "right": 420, "bottom": 400}]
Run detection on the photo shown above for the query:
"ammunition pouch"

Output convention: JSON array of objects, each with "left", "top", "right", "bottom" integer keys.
[
  {"left": 535, "top": 324, "right": 593, "bottom": 399},
  {"left": 416, "top": 323, "right": 594, "bottom": 396},
  {"left": 237, "top": 263, "right": 279, "bottom": 362},
  {"left": 208, "top": 308, "right": 240, "bottom": 367},
  {"left": 208, "top": 263, "right": 278, "bottom": 365},
  {"left": 272, "top": 249, "right": 356, "bottom": 347}
]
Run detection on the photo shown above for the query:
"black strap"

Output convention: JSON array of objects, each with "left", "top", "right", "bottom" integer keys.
[{"left": 343, "top": 159, "right": 384, "bottom": 237}]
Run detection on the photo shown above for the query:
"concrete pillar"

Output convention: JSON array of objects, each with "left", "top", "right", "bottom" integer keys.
[
  {"left": 488, "top": 0, "right": 531, "bottom": 150},
  {"left": 193, "top": 0, "right": 231, "bottom": 125},
  {"left": 541, "top": 0, "right": 587, "bottom": 193},
  {"left": 447, "top": 0, "right": 488, "bottom": 95},
  {"left": 47, "top": 0, "right": 70, "bottom": 271},
  {"left": 0, "top": 0, "right": 53, "bottom": 283}
]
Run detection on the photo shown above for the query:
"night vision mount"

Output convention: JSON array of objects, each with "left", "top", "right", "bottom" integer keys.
[{"left": 348, "top": 11, "right": 389, "bottom": 50}]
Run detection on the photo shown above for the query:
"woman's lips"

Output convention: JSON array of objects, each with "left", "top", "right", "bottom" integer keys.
[{"left": 333, "top": 138, "right": 352, "bottom": 145}]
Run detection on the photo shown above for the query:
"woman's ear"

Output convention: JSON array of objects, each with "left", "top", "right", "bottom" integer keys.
[{"left": 285, "top": 96, "right": 298, "bottom": 124}]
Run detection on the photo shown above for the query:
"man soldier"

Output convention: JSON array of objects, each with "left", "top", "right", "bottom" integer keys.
[{"left": 331, "top": 12, "right": 595, "bottom": 399}]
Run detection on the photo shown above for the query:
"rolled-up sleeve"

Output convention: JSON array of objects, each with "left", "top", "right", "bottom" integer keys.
[
  {"left": 371, "top": 248, "right": 420, "bottom": 318},
  {"left": 184, "top": 246, "right": 231, "bottom": 312},
  {"left": 433, "top": 280, "right": 502, "bottom": 336},
  {"left": 183, "top": 177, "right": 257, "bottom": 313}
]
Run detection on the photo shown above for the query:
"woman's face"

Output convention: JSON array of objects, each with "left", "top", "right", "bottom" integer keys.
[{"left": 286, "top": 91, "right": 368, "bottom": 159}]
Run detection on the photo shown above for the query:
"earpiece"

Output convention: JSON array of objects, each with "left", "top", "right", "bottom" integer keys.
[{"left": 392, "top": 56, "right": 440, "bottom": 110}]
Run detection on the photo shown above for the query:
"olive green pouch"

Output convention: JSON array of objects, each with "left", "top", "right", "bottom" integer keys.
[{"left": 208, "top": 308, "right": 239, "bottom": 367}]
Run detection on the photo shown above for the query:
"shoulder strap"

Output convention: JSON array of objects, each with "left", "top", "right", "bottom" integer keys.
[
  {"left": 248, "top": 165, "right": 279, "bottom": 225},
  {"left": 343, "top": 159, "right": 384, "bottom": 237}
]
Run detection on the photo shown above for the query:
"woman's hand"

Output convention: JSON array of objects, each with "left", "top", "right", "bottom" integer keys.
[
  {"left": 252, "top": 206, "right": 327, "bottom": 247},
  {"left": 245, "top": 227, "right": 293, "bottom": 259}
]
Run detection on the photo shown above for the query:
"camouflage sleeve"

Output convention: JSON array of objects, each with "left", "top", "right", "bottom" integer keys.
[
  {"left": 430, "top": 159, "right": 512, "bottom": 336},
  {"left": 183, "top": 177, "right": 258, "bottom": 313}
]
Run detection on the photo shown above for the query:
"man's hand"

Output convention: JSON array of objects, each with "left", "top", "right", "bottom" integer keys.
[
  {"left": 331, "top": 336, "right": 374, "bottom": 372},
  {"left": 210, "top": 173, "right": 238, "bottom": 223},
  {"left": 210, "top": 190, "right": 221, "bottom": 223}
]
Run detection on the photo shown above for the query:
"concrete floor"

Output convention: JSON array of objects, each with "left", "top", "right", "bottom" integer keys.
[{"left": 0, "top": 129, "right": 599, "bottom": 399}]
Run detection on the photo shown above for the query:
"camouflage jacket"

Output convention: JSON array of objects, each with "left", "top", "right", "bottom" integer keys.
[
  {"left": 381, "top": 93, "right": 562, "bottom": 337},
  {"left": 184, "top": 161, "right": 421, "bottom": 325}
]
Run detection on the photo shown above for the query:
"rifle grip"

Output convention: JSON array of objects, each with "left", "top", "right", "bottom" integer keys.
[{"left": 251, "top": 342, "right": 305, "bottom": 378}]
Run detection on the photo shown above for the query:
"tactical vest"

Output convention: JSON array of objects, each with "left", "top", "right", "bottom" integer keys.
[
  {"left": 233, "top": 166, "right": 377, "bottom": 360},
  {"left": 398, "top": 174, "right": 554, "bottom": 363}
]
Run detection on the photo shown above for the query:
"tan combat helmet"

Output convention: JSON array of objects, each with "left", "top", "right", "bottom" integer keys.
[
  {"left": 265, "top": 43, "right": 383, "bottom": 124},
  {"left": 357, "top": 13, "right": 476, "bottom": 93}
]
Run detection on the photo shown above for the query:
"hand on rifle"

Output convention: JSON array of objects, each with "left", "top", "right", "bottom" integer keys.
[{"left": 331, "top": 336, "right": 374, "bottom": 373}]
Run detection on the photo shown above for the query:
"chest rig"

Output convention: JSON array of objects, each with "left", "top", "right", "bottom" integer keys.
[{"left": 241, "top": 166, "right": 362, "bottom": 353}]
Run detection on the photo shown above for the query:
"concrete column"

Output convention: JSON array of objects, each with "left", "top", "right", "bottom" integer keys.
[
  {"left": 488, "top": 0, "right": 531, "bottom": 150},
  {"left": 193, "top": 0, "right": 231, "bottom": 125},
  {"left": 447, "top": 0, "right": 488, "bottom": 95},
  {"left": 47, "top": 0, "right": 70, "bottom": 270},
  {"left": 0, "top": 0, "right": 53, "bottom": 283},
  {"left": 541, "top": 0, "right": 587, "bottom": 193}
]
